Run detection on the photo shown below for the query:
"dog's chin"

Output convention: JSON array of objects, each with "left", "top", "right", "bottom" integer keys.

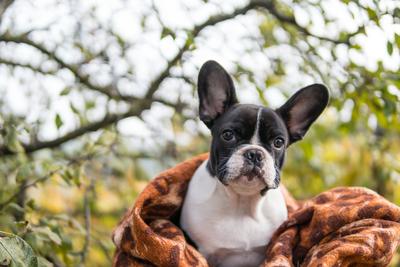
[
  {"left": 228, "top": 175, "right": 267, "bottom": 196},
  {"left": 222, "top": 169, "right": 278, "bottom": 196}
]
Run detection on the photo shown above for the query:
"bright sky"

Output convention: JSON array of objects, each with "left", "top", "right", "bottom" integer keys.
[{"left": 0, "top": 0, "right": 399, "bottom": 153}]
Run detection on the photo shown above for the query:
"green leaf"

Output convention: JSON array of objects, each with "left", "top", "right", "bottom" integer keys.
[
  {"left": 61, "top": 169, "right": 73, "bottom": 185},
  {"left": 72, "top": 167, "right": 82, "bottom": 187},
  {"left": 85, "top": 101, "right": 95, "bottom": 110},
  {"left": 37, "top": 257, "right": 52, "bottom": 267},
  {"left": 351, "top": 44, "right": 362, "bottom": 50},
  {"left": 115, "top": 34, "right": 126, "bottom": 48},
  {"left": 55, "top": 114, "right": 63, "bottom": 129},
  {"left": 395, "top": 33, "right": 400, "bottom": 48},
  {"left": 14, "top": 221, "right": 29, "bottom": 235},
  {"left": 387, "top": 41, "right": 393, "bottom": 55},
  {"left": 161, "top": 27, "right": 176, "bottom": 39},
  {"left": 70, "top": 103, "right": 80, "bottom": 115},
  {"left": 0, "top": 231, "right": 38, "bottom": 267},
  {"left": 394, "top": 7, "right": 400, "bottom": 19},
  {"left": 35, "top": 227, "right": 62, "bottom": 245},
  {"left": 7, "top": 203, "right": 25, "bottom": 216},
  {"left": 59, "top": 88, "right": 71, "bottom": 96},
  {"left": 357, "top": 26, "right": 366, "bottom": 35},
  {"left": 5, "top": 128, "right": 24, "bottom": 153},
  {"left": 366, "top": 7, "right": 378, "bottom": 23},
  {"left": 16, "top": 164, "right": 31, "bottom": 183},
  {"left": 265, "top": 75, "right": 281, "bottom": 87},
  {"left": 25, "top": 199, "right": 36, "bottom": 210},
  {"left": 97, "top": 130, "right": 117, "bottom": 146}
]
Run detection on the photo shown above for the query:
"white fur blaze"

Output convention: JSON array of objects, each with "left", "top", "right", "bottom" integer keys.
[{"left": 250, "top": 108, "right": 263, "bottom": 145}]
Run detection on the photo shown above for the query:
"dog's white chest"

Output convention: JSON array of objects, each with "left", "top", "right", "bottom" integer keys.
[{"left": 180, "top": 161, "right": 288, "bottom": 267}]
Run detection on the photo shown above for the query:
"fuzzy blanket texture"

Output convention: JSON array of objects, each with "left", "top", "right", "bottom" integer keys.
[{"left": 112, "top": 154, "right": 400, "bottom": 267}]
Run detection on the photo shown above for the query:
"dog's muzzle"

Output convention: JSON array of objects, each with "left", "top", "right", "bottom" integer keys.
[
  {"left": 243, "top": 148, "right": 264, "bottom": 167},
  {"left": 241, "top": 148, "right": 266, "bottom": 181},
  {"left": 218, "top": 144, "right": 279, "bottom": 192}
]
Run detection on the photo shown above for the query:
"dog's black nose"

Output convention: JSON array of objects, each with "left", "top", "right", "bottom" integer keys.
[{"left": 243, "top": 149, "right": 264, "bottom": 165}]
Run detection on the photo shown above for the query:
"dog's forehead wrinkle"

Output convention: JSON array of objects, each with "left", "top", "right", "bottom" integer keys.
[
  {"left": 215, "top": 106, "right": 288, "bottom": 144},
  {"left": 213, "top": 105, "right": 260, "bottom": 135},
  {"left": 258, "top": 110, "right": 289, "bottom": 143}
]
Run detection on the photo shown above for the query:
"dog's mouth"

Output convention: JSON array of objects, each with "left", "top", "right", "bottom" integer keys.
[
  {"left": 215, "top": 150, "right": 281, "bottom": 194},
  {"left": 217, "top": 164, "right": 265, "bottom": 184},
  {"left": 216, "top": 161, "right": 281, "bottom": 196},
  {"left": 241, "top": 165, "right": 265, "bottom": 181}
]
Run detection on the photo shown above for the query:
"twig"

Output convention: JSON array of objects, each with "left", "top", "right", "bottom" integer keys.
[
  {"left": 0, "top": 153, "right": 96, "bottom": 210},
  {"left": 249, "top": 0, "right": 352, "bottom": 45},
  {"left": 80, "top": 177, "right": 94, "bottom": 263},
  {"left": 0, "top": 107, "right": 143, "bottom": 156},
  {"left": 0, "top": 58, "right": 57, "bottom": 75},
  {"left": 0, "top": 0, "right": 353, "bottom": 157},
  {"left": 0, "top": 0, "right": 14, "bottom": 23},
  {"left": 0, "top": 167, "right": 61, "bottom": 210},
  {"left": 0, "top": 1, "right": 264, "bottom": 156}
]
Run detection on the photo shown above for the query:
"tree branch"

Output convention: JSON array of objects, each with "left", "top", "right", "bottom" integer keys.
[
  {"left": 0, "top": 2, "right": 264, "bottom": 156},
  {"left": 0, "top": 58, "right": 183, "bottom": 110},
  {"left": 0, "top": 103, "right": 146, "bottom": 156},
  {"left": 250, "top": 0, "right": 351, "bottom": 45},
  {"left": 0, "top": 58, "right": 56, "bottom": 75},
  {"left": 80, "top": 177, "right": 94, "bottom": 264},
  {"left": 0, "top": 167, "right": 61, "bottom": 210},
  {"left": 0, "top": 0, "right": 350, "bottom": 156},
  {"left": 0, "top": 152, "right": 99, "bottom": 210},
  {"left": 0, "top": 39, "right": 185, "bottom": 109},
  {"left": 0, "top": 34, "right": 126, "bottom": 98},
  {"left": 144, "top": 0, "right": 277, "bottom": 99},
  {"left": 0, "top": 0, "right": 14, "bottom": 22}
]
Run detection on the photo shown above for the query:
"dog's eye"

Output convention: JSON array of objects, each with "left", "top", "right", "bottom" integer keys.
[
  {"left": 221, "top": 130, "right": 234, "bottom": 141},
  {"left": 273, "top": 137, "right": 284, "bottom": 149}
]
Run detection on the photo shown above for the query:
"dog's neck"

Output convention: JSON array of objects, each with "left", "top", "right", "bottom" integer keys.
[
  {"left": 199, "top": 160, "right": 268, "bottom": 219},
  {"left": 216, "top": 183, "right": 264, "bottom": 218}
]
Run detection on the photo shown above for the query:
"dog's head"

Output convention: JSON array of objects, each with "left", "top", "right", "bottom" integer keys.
[{"left": 198, "top": 60, "right": 329, "bottom": 196}]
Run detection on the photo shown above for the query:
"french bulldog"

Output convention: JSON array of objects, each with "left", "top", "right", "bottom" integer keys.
[{"left": 180, "top": 60, "right": 329, "bottom": 267}]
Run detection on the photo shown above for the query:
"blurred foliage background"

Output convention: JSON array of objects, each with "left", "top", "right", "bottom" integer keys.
[{"left": 0, "top": 0, "right": 399, "bottom": 266}]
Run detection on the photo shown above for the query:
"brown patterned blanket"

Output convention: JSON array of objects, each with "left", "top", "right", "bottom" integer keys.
[{"left": 112, "top": 154, "right": 400, "bottom": 267}]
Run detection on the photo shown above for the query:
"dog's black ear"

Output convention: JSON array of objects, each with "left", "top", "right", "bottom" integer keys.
[
  {"left": 198, "top": 60, "right": 238, "bottom": 128},
  {"left": 277, "top": 84, "right": 329, "bottom": 144}
]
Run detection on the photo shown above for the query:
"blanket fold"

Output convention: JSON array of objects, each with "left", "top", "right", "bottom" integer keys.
[{"left": 112, "top": 154, "right": 400, "bottom": 267}]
